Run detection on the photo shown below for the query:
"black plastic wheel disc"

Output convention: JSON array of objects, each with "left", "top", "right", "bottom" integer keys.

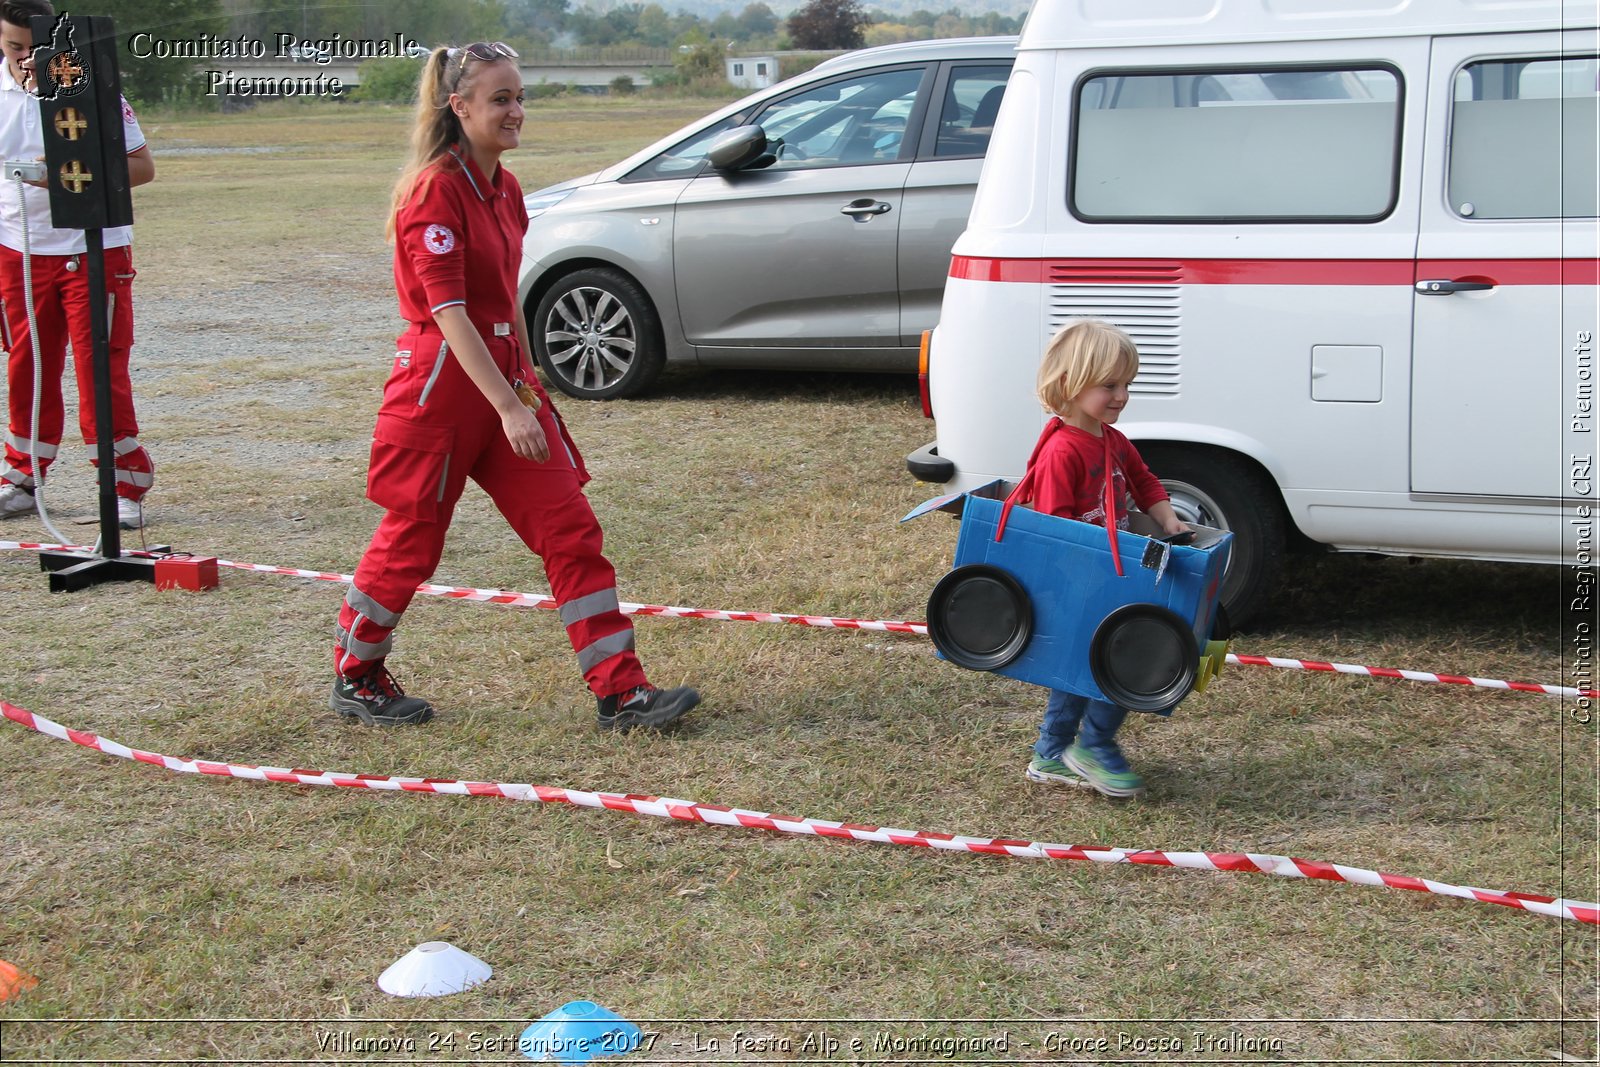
[
  {"left": 926, "top": 564, "right": 1033, "bottom": 672},
  {"left": 1089, "top": 603, "right": 1198, "bottom": 712}
]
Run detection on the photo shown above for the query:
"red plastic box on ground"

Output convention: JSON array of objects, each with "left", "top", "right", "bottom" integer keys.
[{"left": 154, "top": 555, "right": 219, "bottom": 592}]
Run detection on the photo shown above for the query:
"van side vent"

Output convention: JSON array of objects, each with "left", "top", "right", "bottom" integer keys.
[{"left": 1043, "top": 271, "right": 1184, "bottom": 396}]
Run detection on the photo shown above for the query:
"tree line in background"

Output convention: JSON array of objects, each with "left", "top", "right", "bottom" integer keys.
[{"left": 97, "top": 0, "right": 1024, "bottom": 105}]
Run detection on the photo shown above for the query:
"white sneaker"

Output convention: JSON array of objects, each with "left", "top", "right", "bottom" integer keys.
[
  {"left": 0, "top": 483, "right": 36, "bottom": 518},
  {"left": 117, "top": 496, "right": 145, "bottom": 529}
]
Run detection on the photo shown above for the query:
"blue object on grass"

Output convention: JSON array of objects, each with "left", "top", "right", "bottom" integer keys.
[{"left": 519, "top": 1000, "right": 642, "bottom": 1063}]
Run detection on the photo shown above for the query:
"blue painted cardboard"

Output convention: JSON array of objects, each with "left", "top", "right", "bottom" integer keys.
[{"left": 910, "top": 482, "right": 1232, "bottom": 703}]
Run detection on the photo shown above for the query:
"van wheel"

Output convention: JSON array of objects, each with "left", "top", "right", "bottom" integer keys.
[
  {"left": 1142, "top": 448, "right": 1284, "bottom": 628},
  {"left": 532, "top": 268, "right": 665, "bottom": 400}
]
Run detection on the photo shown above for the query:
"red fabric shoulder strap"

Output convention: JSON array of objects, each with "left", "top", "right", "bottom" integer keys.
[
  {"left": 996, "top": 419, "right": 1064, "bottom": 542},
  {"left": 1102, "top": 430, "right": 1123, "bottom": 576}
]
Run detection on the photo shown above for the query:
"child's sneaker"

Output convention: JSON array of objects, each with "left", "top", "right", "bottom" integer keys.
[
  {"left": 1064, "top": 743, "right": 1146, "bottom": 798},
  {"left": 1025, "top": 754, "right": 1089, "bottom": 789}
]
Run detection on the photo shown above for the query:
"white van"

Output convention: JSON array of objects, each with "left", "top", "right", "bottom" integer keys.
[{"left": 907, "top": 0, "right": 1598, "bottom": 623}]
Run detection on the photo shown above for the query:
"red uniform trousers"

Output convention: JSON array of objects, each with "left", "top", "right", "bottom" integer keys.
[
  {"left": 0, "top": 244, "right": 153, "bottom": 499},
  {"left": 335, "top": 325, "right": 648, "bottom": 700}
]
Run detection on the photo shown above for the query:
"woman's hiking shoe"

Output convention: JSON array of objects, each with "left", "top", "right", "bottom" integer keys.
[
  {"left": 330, "top": 664, "right": 434, "bottom": 726},
  {"left": 1063, "top": 743, "right": 1146, "bottom": 798},
  {"left": 1025, "top": 754, "right": 1090, "bottom": 789},
  {"left": 597, "top": 684, "right": 700, "bottom": 732}
]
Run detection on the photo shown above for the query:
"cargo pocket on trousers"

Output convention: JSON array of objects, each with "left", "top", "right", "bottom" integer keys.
[{"left": 366, "top": 414, "right": 454, "bottom": 523}]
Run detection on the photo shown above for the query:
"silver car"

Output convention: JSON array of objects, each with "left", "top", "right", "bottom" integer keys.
[{"left": 517, "top": 37, "right": 1016, "bottom": 398}]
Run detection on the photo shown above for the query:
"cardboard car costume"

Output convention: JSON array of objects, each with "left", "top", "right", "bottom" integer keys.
[{"left": 906, "top": 480, "right": 1233, "bottom": 712}]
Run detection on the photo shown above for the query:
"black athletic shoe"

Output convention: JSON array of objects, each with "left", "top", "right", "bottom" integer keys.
[
  {"left": 596, "top": 684, "right": 700, "bottom": 732},
  {"left": 329, "top": 664, "right": 434, "bottom": 726}
]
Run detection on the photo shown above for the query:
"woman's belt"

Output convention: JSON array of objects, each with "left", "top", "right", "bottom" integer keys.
[{"left": 412, "top": 320, "right": 513, "bottom": 337}]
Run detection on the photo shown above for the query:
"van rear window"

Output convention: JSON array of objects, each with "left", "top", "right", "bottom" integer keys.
[{"left": 1070, "top": 66, "right": 1400, "bottom": 222}]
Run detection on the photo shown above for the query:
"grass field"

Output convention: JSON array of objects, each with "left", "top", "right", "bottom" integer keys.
[{"left": 0, "top": 97, "right": 1595, "bottom": 1063}]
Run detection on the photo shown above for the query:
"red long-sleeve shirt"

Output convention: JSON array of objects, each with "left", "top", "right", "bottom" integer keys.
[{"left": 1016, "top": 418, "right": 1168, "bottom": 528}]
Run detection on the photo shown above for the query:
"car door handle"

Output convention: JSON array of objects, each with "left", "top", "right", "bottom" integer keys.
[
  {"left": 841, "top": 199, "right": 892, "bottom": 219},
  {"left": 1415, "top": 278, "right": 1496, "bottom": 295}
]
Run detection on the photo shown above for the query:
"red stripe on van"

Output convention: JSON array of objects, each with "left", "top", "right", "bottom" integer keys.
[
  {"left": 1417, "top": 259, "right": 1600, "bottom": 285},
  {"left": 950, "top": 256, "right": 1597, "bottom": 286}
]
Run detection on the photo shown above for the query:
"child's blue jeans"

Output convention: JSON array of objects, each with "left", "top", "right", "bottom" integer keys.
[{"left": 1035, "top": 690, "right": 1132, "bottom": 772}]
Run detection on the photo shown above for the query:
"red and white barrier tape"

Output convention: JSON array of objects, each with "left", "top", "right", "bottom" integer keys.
[
  {"left": 3, "top": 540, "right": 1593, "bottom": 698},
  {"left": 1224, "top": 654, "right": 1590, "bottom": 698},
  {"left": 2, "top": 700, "right": 1592, "bottom": 925}
]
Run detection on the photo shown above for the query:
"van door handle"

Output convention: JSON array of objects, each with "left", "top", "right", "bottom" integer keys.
[
  {"left": 841, "top": 199, "right": 892, "bottom": 219},
  {"left": 1415, "top": 279, "right": 1496, "bottom": 295}
]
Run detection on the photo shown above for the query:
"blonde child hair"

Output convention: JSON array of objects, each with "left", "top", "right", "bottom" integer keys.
[{"left": 1035, "top": 319, "right": 1140, "bottom": 417}]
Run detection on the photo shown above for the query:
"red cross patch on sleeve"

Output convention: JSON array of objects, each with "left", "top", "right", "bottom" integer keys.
[{"left": 423, "top": 224, "right": 456, "bottom": 254}]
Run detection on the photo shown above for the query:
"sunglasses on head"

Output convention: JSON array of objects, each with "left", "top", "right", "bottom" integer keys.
[{"left": 454, "top": 41, "right": 518, "bottom": 66}]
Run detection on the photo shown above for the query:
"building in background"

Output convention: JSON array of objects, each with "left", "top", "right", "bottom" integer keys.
[{"left": 726, "top": 54, "right": 777, "bottom": 88}]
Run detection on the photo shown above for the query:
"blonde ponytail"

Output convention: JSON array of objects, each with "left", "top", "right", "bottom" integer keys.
[{"left": 386, "top": 47, "right": 464, "bottom": 243}]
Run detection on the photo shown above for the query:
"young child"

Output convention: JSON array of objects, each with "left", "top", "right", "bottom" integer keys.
[{"left": 1009, "top": 320, "right": 1189, "bottom": 798}]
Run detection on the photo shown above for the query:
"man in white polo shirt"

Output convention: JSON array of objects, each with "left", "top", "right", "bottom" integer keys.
[{"left": 0, "top": 0, "right": 155, "bottom": 528}]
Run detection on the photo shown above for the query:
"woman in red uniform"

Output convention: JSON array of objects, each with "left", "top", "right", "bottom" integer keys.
[{"left": 331, "top": 42, "right": 699, "bottom": 731}]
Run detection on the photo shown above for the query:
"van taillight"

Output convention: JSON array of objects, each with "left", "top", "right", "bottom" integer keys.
[{"left": 918, "top": 330, "right": 933, "bottom": 418}]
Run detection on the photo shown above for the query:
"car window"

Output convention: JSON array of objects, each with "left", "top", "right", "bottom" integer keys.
[
  {"left": 625, "top": 115, "right": 746, "bottom": 182},
  {"left": 1449, "top": 55, "right": 1599, "bottom": 219},
  {"left": 933, "top": 65, "right": 1011, "bottom": 158},
  {"left": 752, "top": 66, "right": 926, "bottom": 168}
]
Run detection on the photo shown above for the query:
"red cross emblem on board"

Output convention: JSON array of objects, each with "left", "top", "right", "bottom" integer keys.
[
  {"left": 53, "top": 108, "right": 86, "bottom": 141},
  {"left": 58, "top": 160, "right": 92, "bottom": 193}
]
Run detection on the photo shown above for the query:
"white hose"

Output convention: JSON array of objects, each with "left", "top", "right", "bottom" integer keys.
[{"left": 9, "top": 170, "right": 71, "bottom": 546}]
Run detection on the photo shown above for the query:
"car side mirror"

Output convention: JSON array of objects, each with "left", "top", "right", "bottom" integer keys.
[{"left": 707, "top": 125, "right": 769, "bottom": 171}]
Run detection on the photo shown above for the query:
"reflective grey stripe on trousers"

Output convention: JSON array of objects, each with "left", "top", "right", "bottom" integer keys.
[
  {"left": 335, "top": 623, "right": 392, "bottom": 661},
  {"left": 576, "top": 628, "right": 635, "bottom": 674},
  {"left": 6, "top": 433, "right": 57, "bottom": 458},
  {"left": 345, "top": 585, "right": 402, "bottom": 629},
  {"left": 559, "top": 587, "right": 621, "bottom": 627}
]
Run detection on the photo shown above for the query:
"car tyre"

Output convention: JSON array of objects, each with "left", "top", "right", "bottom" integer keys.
[
  {"left": 1141, "top": 447, "right": 1285, "bottom": 629},
  {"left": 532, "top": 268, "right": 665, "bottom": 400}
]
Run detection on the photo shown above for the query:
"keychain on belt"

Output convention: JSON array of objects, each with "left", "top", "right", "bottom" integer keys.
[{"left": 512, "top": 378, "right": 541, "bottom": 413}]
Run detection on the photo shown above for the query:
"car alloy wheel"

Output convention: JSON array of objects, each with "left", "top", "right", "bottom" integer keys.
[{"left": 533, "top": 268, "right": 664, "bottom": 400}]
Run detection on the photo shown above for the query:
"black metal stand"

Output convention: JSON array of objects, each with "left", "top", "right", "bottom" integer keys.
[
  {"left": 26, "top": 15, "right": 188, "bottom": 592},
  {"left": 37, "top": 228, "right": 159, "bottom": 591},
  {"left": 39, "top": 545, "right": 167, "bottom": 590}
]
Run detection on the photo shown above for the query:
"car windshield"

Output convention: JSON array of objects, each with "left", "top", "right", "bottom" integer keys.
[
  {"left": 626, "top": 116, "right": 746, "bottom": 180},
  {"left": 624, "top": 65, "right": 925, "bottom": 180}
]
